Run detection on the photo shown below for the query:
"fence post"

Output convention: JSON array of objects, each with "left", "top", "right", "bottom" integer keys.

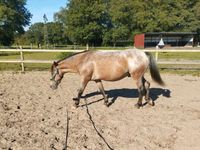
[
  {"left": 86, "top": 43, "right": 89, "bottom": 50},
  {"left": 20, "top": 46, "right": 25, "bottom": 72},
  {"left": 155, "top": 46, "right": 159, "bottom": 62}
]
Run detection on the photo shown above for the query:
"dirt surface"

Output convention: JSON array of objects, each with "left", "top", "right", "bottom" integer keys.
[{"left": 0, "top": 72, "right": 200, "bottom": 150}]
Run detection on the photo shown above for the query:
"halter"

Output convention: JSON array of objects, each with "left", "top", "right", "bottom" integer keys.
[{"left": 50, "top": 67, "right": 63, "bottom": 82}]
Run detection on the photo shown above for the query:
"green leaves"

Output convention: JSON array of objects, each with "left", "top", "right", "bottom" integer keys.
[
  {"left": 59, "top": 0, "right": 200, "bottom": 46},
  {"left": 0, "top": 0, "right": 31, "bottom": 45},
  {"left": 13, "top": 0, "right": 200, "bottom": 46},
  {"left": 15, "top": 22, "right": 69, "bottom": 46},
  {"left": 56, "top": 0, "right": 106, "bottom": 45}
]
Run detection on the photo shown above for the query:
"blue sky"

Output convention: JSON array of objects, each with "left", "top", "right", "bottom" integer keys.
[{"left": 26, "top": 0, "right": 68, "bottom": 26}]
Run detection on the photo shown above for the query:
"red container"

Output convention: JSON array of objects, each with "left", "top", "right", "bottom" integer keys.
[{"left": 134, "top": 34, "right": 145, "bottom": 48}]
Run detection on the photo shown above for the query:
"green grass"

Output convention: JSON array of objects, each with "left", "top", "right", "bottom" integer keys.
[
  {"left": 24, "top": 63, "right": 51, "bottom": 71},
  {"left": 0, "top": 63, "right": 21, "bottom": 71},
  {"left": 0, "top": 52, "right": 20, "bottom": 59},
  {"left": 149, "top": 52, "right": 200, "bottom": 60},
  {"left": 0, "top": 52, "right": 60, "bottom": 60},
  {"left": 158, "top": 64, "right": 200, "bottom": 76},
  {"left": 160, "top": 69, "right": 200, "bottom": 76},
  {"left": 0, "top": 52, "right": 69, "bottom": 71},
  {"left": 10, "top": 45, "right": 128, "bottom": 50},
  {"left": 0, "top": 49, "right": 200, "bottom": 75}
]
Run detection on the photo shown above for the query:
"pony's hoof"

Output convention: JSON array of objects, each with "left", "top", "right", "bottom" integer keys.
[
  {"left": 72, "top": 98, "right": 79, "bottom": 108},
  {"left": 135, "top": 103, "right": 142, "bottom": 109},
  {"left": 150, "top": 101, "right": 155, "bottom": 106},
  {"left": 147, "top": 100, "right": 155, "bottom": 106},
  {"left": 104, "top": 102, "right": 109, "bottom": 107},
  {"left": 73, "top": 103, "right": 79, "bottom": 108},
  {"left": 73, "top": 97, "right": 78, "bottom": 101}
]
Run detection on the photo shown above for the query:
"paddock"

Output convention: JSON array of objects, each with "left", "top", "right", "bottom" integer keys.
[{"left": 0, "top": 72, "right": 200, "bottom": 149}]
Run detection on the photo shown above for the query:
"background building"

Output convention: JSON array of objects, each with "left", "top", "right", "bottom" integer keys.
[{"left": 134, "top": 32, "right": 198, "bottom": 48}]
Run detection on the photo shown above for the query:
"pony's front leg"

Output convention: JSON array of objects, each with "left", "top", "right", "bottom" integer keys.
[
  {"left": 95, "top": 80, "right": 109, "bottom": 107},
  {"left": 73, "top": 78, "right": 89, "bottom": 107},
  {"left": 73, "top": 88, "right": 82, "bottom": 107}
]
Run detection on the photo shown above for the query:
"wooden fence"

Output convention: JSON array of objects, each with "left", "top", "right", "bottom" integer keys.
[{"left": 0, "top": 48, "right": 200, "bottom": 72}]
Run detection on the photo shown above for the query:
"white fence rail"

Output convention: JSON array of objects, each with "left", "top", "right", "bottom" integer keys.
[{"left": 0, "top": 48, "right": 200, "bottom": 72}]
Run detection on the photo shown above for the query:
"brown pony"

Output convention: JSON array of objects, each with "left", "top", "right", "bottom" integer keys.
[{"left": 50, "top": 49, "right": 165, "bottom": 108}]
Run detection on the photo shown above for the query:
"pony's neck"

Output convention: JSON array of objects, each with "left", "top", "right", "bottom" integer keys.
[{"left": 58, "top": 55, "right": 80, "bottom": 74}]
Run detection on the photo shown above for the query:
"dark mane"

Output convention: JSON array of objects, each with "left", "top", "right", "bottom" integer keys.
[{"left": 57, "top": 50, "right": 89, "bottom": 63}]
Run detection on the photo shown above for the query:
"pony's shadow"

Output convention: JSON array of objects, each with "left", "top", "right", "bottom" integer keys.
[{"left": 82, "top": 88, "right": 171, "bottom": 107}]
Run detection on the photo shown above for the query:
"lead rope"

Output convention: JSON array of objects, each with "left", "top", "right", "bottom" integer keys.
[
  {"left": 57, "top": 85, "right": 69, "bottom": 150},
  {"left": 84, "top": 98, "right": 114, "bottom": 150},
  {"left": 57, "top": 85, "right": 114, "bottom": 150}
]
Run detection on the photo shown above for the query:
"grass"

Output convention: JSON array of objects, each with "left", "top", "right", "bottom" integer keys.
[
  {"left": 0, "top": 52, "right": 59, "bottom": 60},
  {"left": 0, "top": 63, "right": 21, "bottom": 71},
  {"left": 9, "top": 45, "right": 128, "bottom": 50},
  {"left": 160, "top": 69, "right": 200, "bottom": 76},
  {"left": 156, "top": 52, "right": 200, "bottom": 60},
  {"left": 0, "top": 52, "right": 61, "bottom": 71},
  {"left": 0, "top": 49, "right": 200, "bottom": 76},
  {"left": 158, "top": 64, "right": 200, "bottom": 76}
]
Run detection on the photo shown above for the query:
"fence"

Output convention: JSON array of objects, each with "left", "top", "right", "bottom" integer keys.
[{"left": 0, "top": 48, "right": 200, "bottom": 72}]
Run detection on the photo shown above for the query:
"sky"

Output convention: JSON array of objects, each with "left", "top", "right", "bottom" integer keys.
[{"left": 26, "top": 0, "right": 68, "bottom": 27}]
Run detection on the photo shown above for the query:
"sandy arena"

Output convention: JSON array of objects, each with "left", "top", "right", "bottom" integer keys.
[{"left": 0, "top": 72, "right": 200, "bottom": 150}]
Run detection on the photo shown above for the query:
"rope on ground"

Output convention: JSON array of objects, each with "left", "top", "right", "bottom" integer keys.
[
  {"left": 57, "top": 84, "right": 114, "bottom": 150},
  {"left": 63, "top": 110, "right": 69, "bottom": 150},
  {"left": 84, "top": 98, "right": 114, "bottom": 150},
  {"left": 57, "top": 85, "right": 70, "bottom": 150}
]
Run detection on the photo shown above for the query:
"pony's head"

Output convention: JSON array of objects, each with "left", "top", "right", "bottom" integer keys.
[{"left": 50, "top": 61, "right": 63, "bottom": 90}]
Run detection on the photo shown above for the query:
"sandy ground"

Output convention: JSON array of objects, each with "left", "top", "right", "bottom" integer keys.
[{"left": 0, "top": 71, "right": 200, "bottom": 150}]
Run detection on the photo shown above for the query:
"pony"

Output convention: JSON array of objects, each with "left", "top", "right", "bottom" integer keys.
[{"left": 50, "top": 49, "right": 165, "bottom": 108}]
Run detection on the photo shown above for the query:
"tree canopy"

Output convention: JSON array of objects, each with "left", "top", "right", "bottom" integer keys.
[
  {"left": 53, "top": 0, "right": 200, "bottom": 46},
  {"left": 15, "top": 22, "right": 69, "bottom": 47},
  {"left": 0, "top": 0, "right": 31, "bottom": 45},
  {"left": 55, "top": 0, "right": 108, "bottom": 46},
  {"left": 11, "top": 0, "right": 200, "bottom": 46}
]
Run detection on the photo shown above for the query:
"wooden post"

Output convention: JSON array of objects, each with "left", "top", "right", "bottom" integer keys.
[
  {"left": 86, "top": 43, "right": 89, "bottom": 50},
  {"left": 155, "top": 46, "right": 159, "bottom": 62},
  {"left": 155, "top": 51, "right": 158, "bottom": 62},
  {"left": 20, "top": 46, "right": 25, "bottom": 72}
]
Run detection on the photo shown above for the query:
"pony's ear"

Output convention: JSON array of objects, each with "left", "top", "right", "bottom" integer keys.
[{"left": 53, "top": 61, "right": 58, "bottom": 66}]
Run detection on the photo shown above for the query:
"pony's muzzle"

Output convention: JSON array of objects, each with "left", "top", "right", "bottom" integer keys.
[
  {"left": 50, "top": 85, "right": 57, "bottom": 90},
  {"left": 50, "top": 81, "right": 58, "bottom": 90}
]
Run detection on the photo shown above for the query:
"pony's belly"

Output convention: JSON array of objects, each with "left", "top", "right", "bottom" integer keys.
[
  {"left": 102, "top": 73, "right": 129, "bottom": 81},
  {"left": 91, "top": 59, "right": 129, "bottom": 81},
  {"left": 92, "top": 71, "right": 129, "bottom": 81}
]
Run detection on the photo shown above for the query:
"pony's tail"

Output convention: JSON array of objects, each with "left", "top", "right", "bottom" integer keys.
[{"left": 146, "top": 52, "right": 165, "bottom": 86}]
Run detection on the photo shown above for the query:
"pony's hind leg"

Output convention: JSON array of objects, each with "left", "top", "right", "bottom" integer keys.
[
  {"left": 95, "top": 80, "right": 109, "bottom": 107},
  {"left": 135, "top": 77, "right": 144, "bottom": 108},
  {"left": 143, "top": 77, "right": 154, "bottom": 106}
]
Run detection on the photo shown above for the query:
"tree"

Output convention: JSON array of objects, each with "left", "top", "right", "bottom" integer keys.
[
  {"left": 43, "top": 14, "right": 48, "bottom": 47},
  {"left": 27, "top": 23, "right": 44, "bottom": 47},
  {"left": 0, "top": 0, "right": 31, "bottom": 45},
  {"left": 55, "top": 0, "right": 108, "bottom": 46},
  {"left": 14, "top": 0, "right": 197, "bottom": 47},
  {"left": 130, "top": 0, "right": 200, "bottom": 33},
  {"left": 108, "top": 0, "right": 133, "bottom": 46},
  {"left": 47, "top": 22, "right": 69, "bottom": 45},
  {"left": 15, "top": 22, "right": 69, "bottom": 46},
  {"left": 55, "top": 0, "right": 200, "bottom": 46}
]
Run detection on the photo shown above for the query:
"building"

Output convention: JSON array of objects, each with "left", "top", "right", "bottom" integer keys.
[{"left": 134, "top": 32, "right": 198, "bottom": 48}]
